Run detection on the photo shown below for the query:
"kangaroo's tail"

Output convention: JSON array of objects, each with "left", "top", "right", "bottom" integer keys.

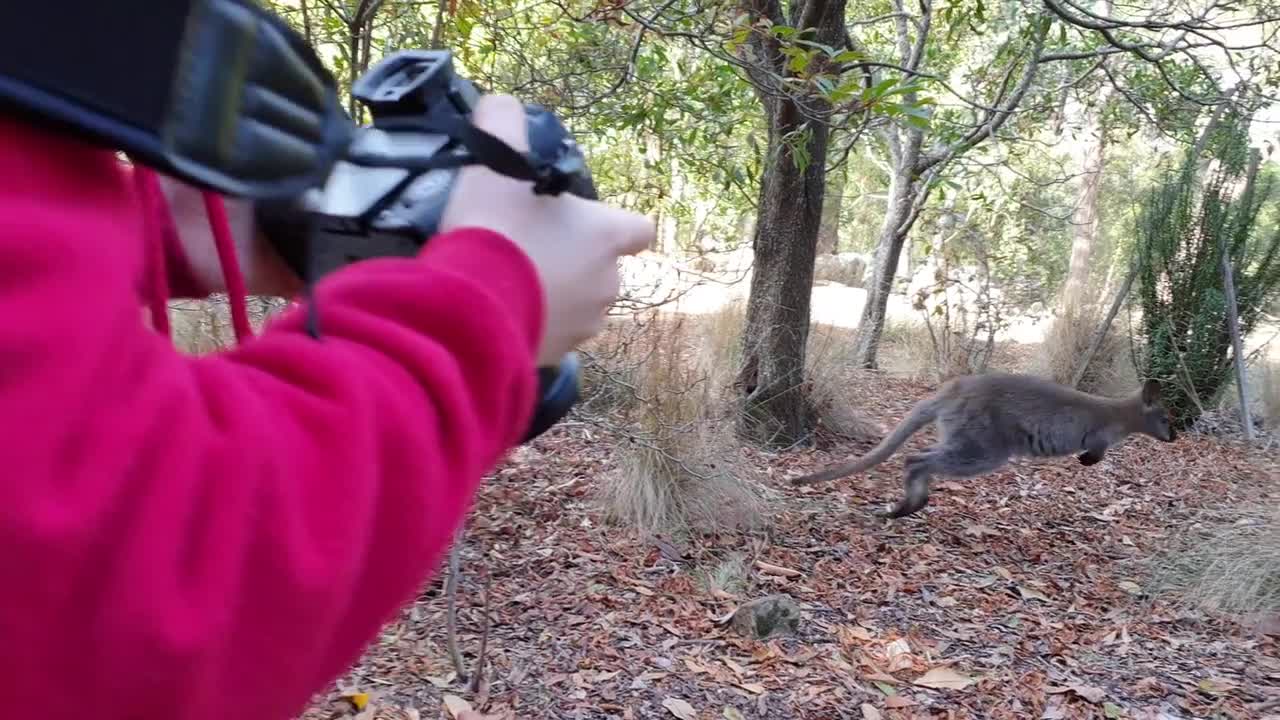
[{"left": 789, "top": 396, "right": 939, "bottom": 486}]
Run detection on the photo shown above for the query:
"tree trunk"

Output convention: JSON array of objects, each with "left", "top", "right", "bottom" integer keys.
[
  {"left": 733, "top": 0, "right": 846, "bottom": 447},
  {"left": 644, "top": 135, "right": 677, "bottom": 255},
  {"left": 851, "top": 148, "right": 921, "bottom": 369},
  {"left": 816, "top": 162, "right": 846, "bottom": 255},
  {"left": 1060, "top": 85, "right": 1114, "bottom": 308},
  {"left": 735, "top": 117, "right": 830, "bottom": 446}
]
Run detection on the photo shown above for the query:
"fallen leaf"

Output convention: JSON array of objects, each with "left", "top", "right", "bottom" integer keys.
[
  {"left": 1049, "top": 684, "right": 1106, "bottom": 704},
  {"left": 884, "top": 695, "right": 917, "bottom": 709},
  {"left": 735, "top": 682, "right": 767, "bottom": 695},
  {"left": 839, "top": 624, "right": 873, "bottom": 643},
  {"left": 442, "top": 695, "right": 472, "bottom": 718},
  {"left": 1103, "top": 702, "right": 1124, "bottom": 718},
  {"left": 723, "top": 708, "right": 745, "bottom": 720},
  {"left": 1018, "top": 585, "right": 1051, "bottom": 602},
  {"left": 663, "top": 697, "right": 698, "bottom": 720},
  {"left": 424, "top": 674, "right": 455, "bottom": 689},
  {"left": 1117, "top": 580, "right": 1143, "bottom": 595},
  {"left": 1041, "top": 696, "right": 1069, "bottom": 719},
  {"left": 1197, "top": 677, "right": 1235, "bottom": 695},
  {"left": 756, "top": 560, "right": 802, "bottom": 577},
  {"left": 1070, "top": 684, "right": 1106, "bottom": 704},
  {"left": 861, "top": 703, "right": 883, "bottom": 720},
  {"left": 963, "top": 523, "right": 999, "bottom": 538},
  {"left": 874, "top": 681, "right": 897, "bottom": 696},
  {"left": 912, "top": 666, "right": 975, "bottom": 691},
  {"left": 343, "top": 692, "right": 370, "bottom": 711}
]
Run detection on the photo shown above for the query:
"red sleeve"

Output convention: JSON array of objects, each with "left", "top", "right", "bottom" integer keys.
[{"left": 0, "top": 115, "right": 542, "bottom": 720}]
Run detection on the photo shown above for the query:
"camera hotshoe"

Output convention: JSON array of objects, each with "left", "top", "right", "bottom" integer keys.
[{"left": 254, "top": 49, "right": 593, "bottom": 443}]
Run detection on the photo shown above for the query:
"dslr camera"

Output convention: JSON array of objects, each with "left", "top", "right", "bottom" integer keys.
[{"left": 255, "top": 50, "right": 595, "bottom": 443}]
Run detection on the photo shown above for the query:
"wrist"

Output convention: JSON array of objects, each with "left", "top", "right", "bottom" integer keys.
[{"left": 420, "top": 226, "right": 546, "bottom": 362}]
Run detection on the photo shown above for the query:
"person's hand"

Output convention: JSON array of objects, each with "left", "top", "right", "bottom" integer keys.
[
  {"left": 155, "top": 175, "right": 304, "bottom": 298},
  {"left": 439, "top": 94, "right": 654, "bottom": 366}
]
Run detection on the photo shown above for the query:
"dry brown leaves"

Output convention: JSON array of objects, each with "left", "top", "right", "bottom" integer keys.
[{"left": 300, "top": 370, "right": 1280, "bottom": 720}]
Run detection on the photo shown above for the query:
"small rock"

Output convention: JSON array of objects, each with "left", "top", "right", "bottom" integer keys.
[{"left": 729, "top": 594, "right": 802, "bottom": 640}]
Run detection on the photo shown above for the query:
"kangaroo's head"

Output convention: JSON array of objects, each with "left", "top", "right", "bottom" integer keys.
[{"left": 1135, "top": 379, "right": 1177, "bottom": 442}]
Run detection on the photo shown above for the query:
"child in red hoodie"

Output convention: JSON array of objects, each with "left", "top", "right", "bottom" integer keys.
[{"left": 0, "top": 92, "right": 652, "bottom": 720}]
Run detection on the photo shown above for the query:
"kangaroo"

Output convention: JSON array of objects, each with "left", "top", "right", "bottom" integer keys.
[{"left": 789, "top": 373, "right": 1177, "bottom": 518}]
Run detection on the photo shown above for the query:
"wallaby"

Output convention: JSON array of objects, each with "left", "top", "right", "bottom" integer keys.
[{"left": 789, "top": 373, "right": 1177, "bottom": 518}]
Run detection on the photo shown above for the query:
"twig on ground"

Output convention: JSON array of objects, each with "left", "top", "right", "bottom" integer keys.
[
  {"left": 468, "top": 571, "right": 493, "bottom": 695},
  {"left": 445, "top": 527, "right": 467, "bottom": 682}
]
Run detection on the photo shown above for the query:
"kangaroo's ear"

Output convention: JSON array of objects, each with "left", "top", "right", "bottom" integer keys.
[{"left": 1141, "top": 379, "right": 1162, "bottom": 405}]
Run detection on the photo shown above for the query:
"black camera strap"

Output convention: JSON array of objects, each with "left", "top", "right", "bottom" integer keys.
[
  {"left": 343, "top": 114, "right": 581, "bottom": 199},
  {"left": 0, "top": 0, "right": 354, "bottom": 201}
]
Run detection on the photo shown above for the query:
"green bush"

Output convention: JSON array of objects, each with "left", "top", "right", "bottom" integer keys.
[{"left": 1132, "top": 108, "right": 1280, "bottom": 429}]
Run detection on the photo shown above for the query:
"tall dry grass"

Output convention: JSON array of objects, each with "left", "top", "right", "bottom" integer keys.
[
  {"left": 585, "top": 296, "right": 888, "bottom": 537},
  {"left": 1147, "top": 501, "right": 1280, "bottom": 621},
  {"left": 1035, "top": 301, "right": 1136, "bottom": 395},
  {"left": 591, "top": 309, "right": 766, "bottom": 539}
]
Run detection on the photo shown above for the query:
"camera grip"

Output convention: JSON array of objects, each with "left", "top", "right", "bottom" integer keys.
[{"left": 524, "top": 352, "right": 580, "bottom": 443}]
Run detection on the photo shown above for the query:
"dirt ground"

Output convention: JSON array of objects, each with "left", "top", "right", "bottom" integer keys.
[
  {"left": 291, "top": 262, "right": 1280, "bottom": 720},
  {"left": 297, "top": 366, "right": 1280, "bottom": 720}
]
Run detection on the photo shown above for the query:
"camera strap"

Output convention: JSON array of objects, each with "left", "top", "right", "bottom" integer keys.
[
  {"left": 344, "top": 114, "right": 585, "bottom": 200},
  {"left": 0, "top": 0, "right": 354, "bottom": 201}
]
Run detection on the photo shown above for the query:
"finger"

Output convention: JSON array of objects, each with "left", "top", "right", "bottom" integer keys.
[
  {"left": 470, "top": 94, "right": 530, "bottom": 153},
  {"left": 596, "top": 206, "right": 656, "bottom": 256}
]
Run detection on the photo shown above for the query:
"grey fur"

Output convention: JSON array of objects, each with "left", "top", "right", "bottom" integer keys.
[{"left": 789, "top": 373, "right": 1177, "bottom": 518}]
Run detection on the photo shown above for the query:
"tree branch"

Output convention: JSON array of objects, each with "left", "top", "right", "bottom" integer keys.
[{"left": 917, "top": 13, "right": 1050, "bottom": 173}]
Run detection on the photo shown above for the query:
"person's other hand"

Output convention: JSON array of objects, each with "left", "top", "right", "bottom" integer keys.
[
  {"left": 155, "top": 174, "right": 304, "bottom": 299},
  {"left": 439, "top": 95, "right": 654, "bottom": 367}
]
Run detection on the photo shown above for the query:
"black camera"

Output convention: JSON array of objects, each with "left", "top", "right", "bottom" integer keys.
[{"left": 255, "top": 50, "right": 595, "bottom": 443}]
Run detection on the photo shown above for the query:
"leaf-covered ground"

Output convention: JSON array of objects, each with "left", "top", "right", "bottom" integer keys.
[{"left": 301, "top": 372, "right": 1280, "bottom": 720}]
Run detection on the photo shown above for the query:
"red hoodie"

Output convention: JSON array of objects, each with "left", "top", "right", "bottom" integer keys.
[{"left": 0, "top": 111, "right": 541, "bottom": 718}]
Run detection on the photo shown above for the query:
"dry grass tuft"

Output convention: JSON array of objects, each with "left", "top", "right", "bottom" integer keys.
[
  {"left": 1035, "top": 301, "right": 1135, "bottom": 395},
  {"left": 876, "top": 317, "right": 983, "bottom": 382},
  {"left": 1148, "top": 502, "right": 1280, "bottom": 619},
  {"left": 594, "top": 310, "right": 765, "bottom": 539},
  {"left": 697, "top": 297, "right": 749, "bottom": 393},
  {"left": 1257, "top": 359, "right": 1280, "bottom": 431},
  {"left": 695, "top": 551, "right": 751, "bottom": 597},
  {"left": 806, "top": 322, "right": 885, "bottom": 443}
]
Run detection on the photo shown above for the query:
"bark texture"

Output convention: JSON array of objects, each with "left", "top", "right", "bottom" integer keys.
[{"left": 733, "top": 0, "right": 848, "bottom": 446}]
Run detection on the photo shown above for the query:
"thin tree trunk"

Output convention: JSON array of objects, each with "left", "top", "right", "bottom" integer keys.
[
  {"left": 299, "top": 0, "right": 314, "bottom": 47},
  {"left": 816, "top": 161, "right": 846, "bottom": 255},
  {"left": 667, "top": 154, "right": 685, "bottom": 254},
  {"left": 1222, "top": 250, "right": 1253, "bottom": 440},
  {"left": 851, "top": 147, "right": 920, "bottom": 369},
  {"left": 1223, "top": 148, "right": 1261, "bottom": 440},
  {"left": 1061, "top": 84, "right": 1114, "bottom": 307}
]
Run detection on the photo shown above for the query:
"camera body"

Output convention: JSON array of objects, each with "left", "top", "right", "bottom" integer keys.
[{"left": 256, "top": 50, "right": 594, "bottom": 442}]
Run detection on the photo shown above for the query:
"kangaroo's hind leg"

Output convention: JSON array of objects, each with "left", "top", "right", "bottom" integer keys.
[
  {"left": 880, "top": 438, "right": 1008, "bottom": 519},
  {"left": 878, "top": 447, "right": 940, "bottom": 519}
]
